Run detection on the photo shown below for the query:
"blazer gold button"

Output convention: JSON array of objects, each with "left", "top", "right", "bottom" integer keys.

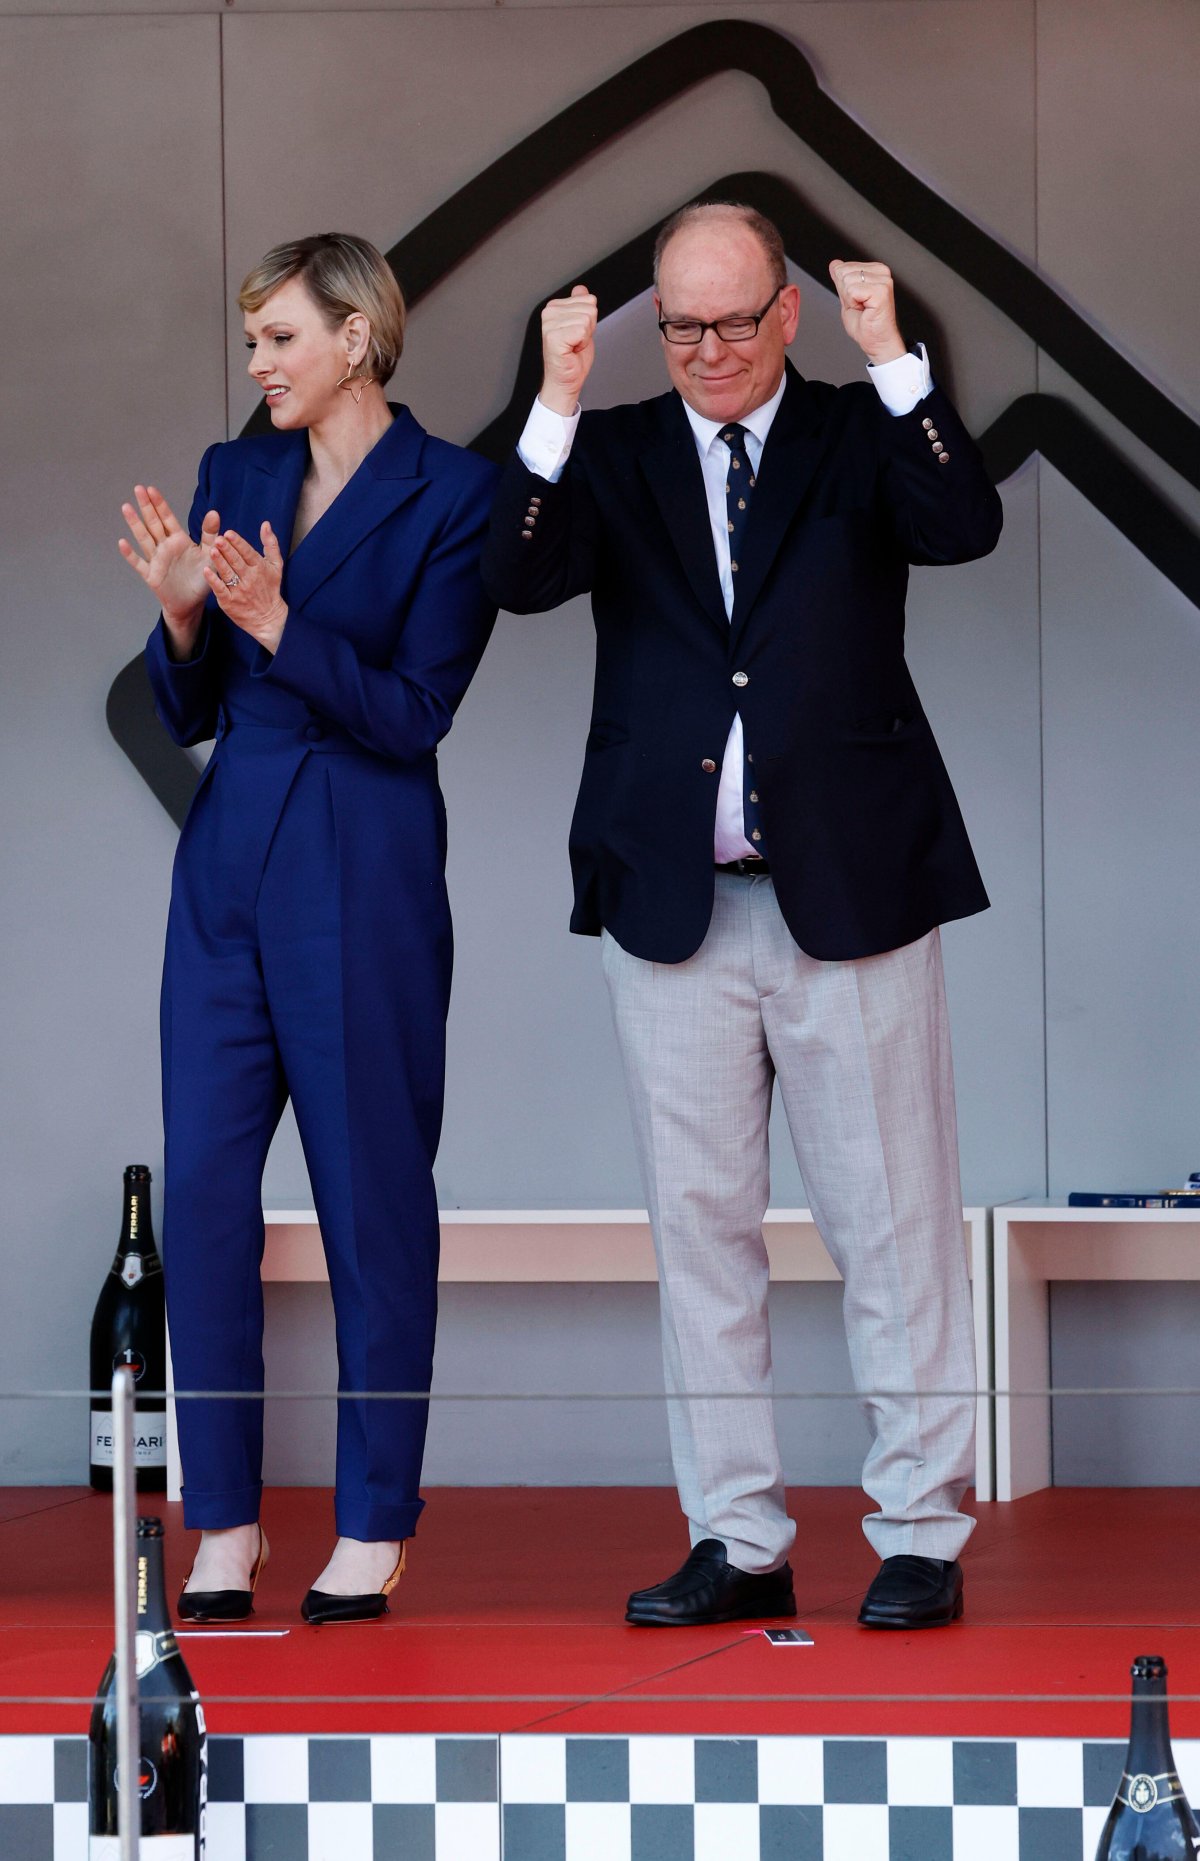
[
  {"left": 732, "top": 671, "right": 748, "bottom": 687},
  {"left": 938, "top": 452, "right": 951, "bottom": 465},
  {"left": 529, "top": 496, "right": 542, "bottom": 506},
  {"left": 932, "top": 441, "right": 944, "bottom": 455},
  {"left": 521, "top": 528, "right": 534, "bottom": 538},
  {"left": 926, "top": 429, "right": 939, "bottom": 442},
  {"left": 922, "top": 417, "right": 934, "bottom": 430},
  {"left": 701, "top": 758, "right": 716, "bottom": 773}
]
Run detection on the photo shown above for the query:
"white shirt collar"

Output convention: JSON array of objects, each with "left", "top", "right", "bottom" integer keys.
[{"left": 680, "top": 368, "right": 789, "bottom": 458}]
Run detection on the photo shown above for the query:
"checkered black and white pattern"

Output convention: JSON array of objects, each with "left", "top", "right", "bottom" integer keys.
[
  {"left": 496, "top": 1735, "right": 1150, "bottom": 1861},
  {"left": 3, "top": 1732, "right": 1195, "bottom": 1859}
]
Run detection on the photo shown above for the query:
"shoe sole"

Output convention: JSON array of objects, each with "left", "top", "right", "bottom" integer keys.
[{"left": 625, "top": 1595, "right": 797, "bottom": 1627}]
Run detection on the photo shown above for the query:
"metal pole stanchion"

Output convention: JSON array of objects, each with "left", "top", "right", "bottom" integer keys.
[{"left": 111, "top": 1365, "right": 140, "bottom": 1861}]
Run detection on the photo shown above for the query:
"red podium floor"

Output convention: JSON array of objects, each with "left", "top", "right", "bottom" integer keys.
[{"left": 1, "top": 1484, "right": 1195, "bottom": 1741}]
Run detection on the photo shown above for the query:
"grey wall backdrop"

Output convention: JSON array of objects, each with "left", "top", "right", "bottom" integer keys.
[{"left": 2, "top": 0, "right": 1197, "bottom": 1488}]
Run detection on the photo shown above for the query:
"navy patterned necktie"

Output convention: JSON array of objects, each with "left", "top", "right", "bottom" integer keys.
[{"left": 721, "top": 424, "right": 766, "bottom": 856}]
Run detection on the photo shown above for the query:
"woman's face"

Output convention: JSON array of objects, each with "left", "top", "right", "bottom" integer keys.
[{"left": 244, "top": 277, "right": 358, "bottom": 428}]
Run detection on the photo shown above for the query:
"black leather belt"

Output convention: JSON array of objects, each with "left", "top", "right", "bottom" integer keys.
[{"left": 716, "top": 858, "right": 771, "bottom": 876}]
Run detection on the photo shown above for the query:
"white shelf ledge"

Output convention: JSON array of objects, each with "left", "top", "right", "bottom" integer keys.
[{"left": 993, "top": 1200, "right": 1200, "bottom": 1501}]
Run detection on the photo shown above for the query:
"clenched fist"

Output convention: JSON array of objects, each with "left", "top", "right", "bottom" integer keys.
[
  {"left": 828, "top": 261, "right": 906, "bottom": 365},
  {"left": 539, "top": 284, "right": 598, "bottom": 417}
]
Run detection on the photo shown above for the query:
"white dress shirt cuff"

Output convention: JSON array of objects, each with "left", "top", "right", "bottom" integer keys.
[
  {"left": 866, "top": 341, "right": 933, "bottom": 416},
  {"left": 517, "top": 397, "right": 582, "bottom": 482}
]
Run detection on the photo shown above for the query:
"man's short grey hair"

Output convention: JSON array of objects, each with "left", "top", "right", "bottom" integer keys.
[{"left": 652, "top": 202, "right": 788, "bottom": 292}]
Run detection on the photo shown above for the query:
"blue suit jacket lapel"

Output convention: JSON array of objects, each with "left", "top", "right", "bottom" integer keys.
[
  {"left": 729, "top": 366, "right": 833, "bottom": 648},
  {"left": 250, "top": 406, "right": 432, "bottom": 612},
  {"left": 640, "top": 394, "right": 728, "bottom": 635},
  {"left": 639, "top": 373, "right": 833, "bottom": 640},
  {"left": 244, "top": 430, "right": 307, "bottom": 584}
]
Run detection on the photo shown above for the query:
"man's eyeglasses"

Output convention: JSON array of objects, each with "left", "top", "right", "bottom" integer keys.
[{"left": 657, "top": 285, "right": 782, "bottom": 347}]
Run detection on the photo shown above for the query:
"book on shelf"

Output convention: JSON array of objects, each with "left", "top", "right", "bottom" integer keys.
[{"left": 1067, "top": 1191, "right": 1200, "bottom": 1208}]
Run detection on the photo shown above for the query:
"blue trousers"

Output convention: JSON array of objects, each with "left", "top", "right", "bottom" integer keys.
[{"left": 161, "top": 736, "right": 450, "bottom": 1539}]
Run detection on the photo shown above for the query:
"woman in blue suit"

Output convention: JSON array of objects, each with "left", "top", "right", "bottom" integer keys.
[{"left": 119, "top": 234, "right": 497, "bottom": 1622}]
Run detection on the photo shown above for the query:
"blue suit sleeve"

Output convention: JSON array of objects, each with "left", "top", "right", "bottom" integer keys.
[
  {"left": 876, "top": 386, "right": 1004, "bottom": 566},
  {"left": 256, "top": 472, "right": 498, "bottom": 763},
  {"left": 143, "top": 443, "right": 223, "bottom": 747},
  {"left": 482, "top": 449, "right": 598, "bottom": 614}
]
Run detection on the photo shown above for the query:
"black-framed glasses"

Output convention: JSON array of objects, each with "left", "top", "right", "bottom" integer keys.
[{"left": 657, "top": 285, "right": 782, "bottom": 346}]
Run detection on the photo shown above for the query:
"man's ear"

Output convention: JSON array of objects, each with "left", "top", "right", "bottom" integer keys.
[{"left": 780, "top": 282, "right": 802, "bottom": 346}]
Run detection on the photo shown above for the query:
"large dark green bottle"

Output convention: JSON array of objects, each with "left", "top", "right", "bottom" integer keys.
[
  {"left": 89, "top": 1165, "right": 166, "bottom": 1491},
  {"left": 88, "top": 1517, "right": 207, "bottom": 1856},
  {"left": 1095, "top": 1656, "right": 1200, "bottom": 1859}
]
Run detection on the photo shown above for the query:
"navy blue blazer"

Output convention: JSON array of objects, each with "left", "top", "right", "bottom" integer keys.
[
  {"left": 146, "top": 406, "right": 498, "bottom": 1059},
  {"left": 483, "top": 363, "right": 1002, "bottom": 964},
  {"left": 148, "top": 405, "right": 498, "bottom": 770}
]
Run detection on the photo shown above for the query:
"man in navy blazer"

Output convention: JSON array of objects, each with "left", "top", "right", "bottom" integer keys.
[{"left": 484, "top": 202, "right": 1002, "bottom": 1630}]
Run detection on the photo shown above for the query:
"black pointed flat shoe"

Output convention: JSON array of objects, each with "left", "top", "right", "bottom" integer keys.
[
  {"left": 177, "top": 1525, "right": 268, "bottom": 1623},
  {"left": 301, "top": 1545, "right": 406, "bottom": 1625}
]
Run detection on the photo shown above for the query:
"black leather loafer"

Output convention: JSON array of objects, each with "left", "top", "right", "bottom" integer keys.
[
  {"left": 301, "top": 1546, "right": 405, "bottom": 1625},
  {"left": 626, "top": 1538, "right": 796, "bottom": 1626},
  {"left": 857, "top": 1555, "right": 963, "bottom": 1629}
]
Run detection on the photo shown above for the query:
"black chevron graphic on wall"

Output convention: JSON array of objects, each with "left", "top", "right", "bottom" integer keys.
[{"left": 108, "top": 19, "right": 1200, "bottom": 824}]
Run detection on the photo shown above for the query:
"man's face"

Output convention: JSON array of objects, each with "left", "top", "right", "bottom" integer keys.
[{"left": 654, "top": 221, "right": 800, "bottom": 425}]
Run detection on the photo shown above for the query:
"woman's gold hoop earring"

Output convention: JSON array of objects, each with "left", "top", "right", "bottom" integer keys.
[{"left": 336, "top": 363, "right": 365, "bottom": 406}]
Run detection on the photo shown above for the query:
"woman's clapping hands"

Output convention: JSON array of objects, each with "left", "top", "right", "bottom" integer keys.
[
  {"left": 203, "top": 523, "right": 288, "bottom": 656},
  {"left": 118, "top": 484, "right": 220, "bottom": 660}
]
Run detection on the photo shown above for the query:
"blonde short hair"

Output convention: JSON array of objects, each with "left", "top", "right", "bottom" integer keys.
[{"left": 238, "top": 233, "right": 406, "bottom": 385}]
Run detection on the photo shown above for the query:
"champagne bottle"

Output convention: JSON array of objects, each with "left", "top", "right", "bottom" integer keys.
[
  {"left": 90, "top": 1165, "right": 167, "bottom": 1491},
  {"left": 1095, "top": 1654, "right": 1200, "bottom": 1859},
  {"left": 88, "top": 1516, "right": 208, "bottom": 1857}
]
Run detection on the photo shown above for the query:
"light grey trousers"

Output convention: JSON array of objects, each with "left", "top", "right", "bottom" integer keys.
[{"left": 601, "top": 873, "right": 977, "bottom": 1572}]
